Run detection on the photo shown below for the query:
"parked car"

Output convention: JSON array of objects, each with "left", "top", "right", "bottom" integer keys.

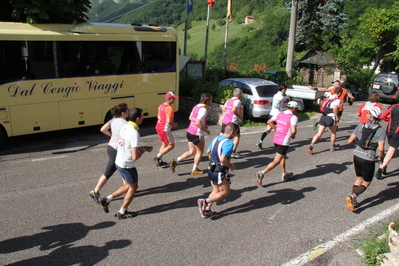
[
  {"left": 369, "top": 73, "right": 399, "bottom": 102},
  {"left": 219, "top": 78, "right": 278, "bottom": 119}
]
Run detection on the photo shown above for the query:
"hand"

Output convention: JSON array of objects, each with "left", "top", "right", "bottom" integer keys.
[
  {"left": 205, "top": 129, "right": 211, "bottom": 135},
  {"left": 229, "top": 164, "right": 235, "bottom": 171},
  {"left": 146, "top": 146, "right": 153, "bottom": 152}
]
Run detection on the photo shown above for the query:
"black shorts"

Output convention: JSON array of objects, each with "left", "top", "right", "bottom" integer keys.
[
  {"left": 220, "top": 123, "right": 240, "bottom": 134},
  {"left": 338, "top": 110, "right": 343, "bottom": 117},
  {"left": 186, "top": 132, "right": 203, "bottom": 145},
  {"left": 319, "top": 114, "right": 335, "bottom": 127},
  {"left": 387, "top": 131, "right": 399, "bottom": 149},
  {"left": 274, "top": 143, "right": 289, "bottom": 155},
  {"left": 353, "top": 155, "right": 375, "bottom": 182}
]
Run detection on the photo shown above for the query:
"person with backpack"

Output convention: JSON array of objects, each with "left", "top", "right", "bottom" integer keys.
[
  {"left": 345, "top": 107, "right": 385, "bottom": 211},
  {"left": 357, "top": 92, "right": 382, "bottom": 124},
  {"left": 197, "top": 123, "right": 238, "bottom": 218},
  {"left": 374, "top": 103, "right": 399, "bottom": 179},
  {"left": 307, "top": 87, "right": 342, "bottom": 154}
]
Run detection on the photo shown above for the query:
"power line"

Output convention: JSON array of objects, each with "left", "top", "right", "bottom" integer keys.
[{"left": 102, "top": 0, "right": 160, "bottom": 23}]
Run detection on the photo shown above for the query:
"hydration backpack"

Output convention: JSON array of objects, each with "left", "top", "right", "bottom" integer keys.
[
  {"left": 320, "top": 98, "right": 335, "bottom": 114},
  {"left": 356, "top": 124, "right": 381, "bottom": 150}
]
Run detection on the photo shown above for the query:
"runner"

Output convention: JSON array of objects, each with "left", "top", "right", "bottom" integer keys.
[
  {"left": 256, "top": 101, "right": 298, "bottom": 185},
  {"left": 171, "top": 92, "right": 212, "bottom": 175},
  {"left": 153, "top": 92, "right": 178, "bottom": 166},
  {"left": 346, "top": 107, "right": 385, "bottom": 211},
  {"left": 220, "top": 88, "right": 243, "bottom": 158},
  {"left": 197, "top": 122, "right": 238, "bottom": 218}
]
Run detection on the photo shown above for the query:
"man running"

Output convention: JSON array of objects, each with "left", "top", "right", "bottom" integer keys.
[
  {"left": 153, "top": 92, "right": 178, "bottom": 166},
  {"left": 197, "top": 122, "right": 238, "bottom": 218}
]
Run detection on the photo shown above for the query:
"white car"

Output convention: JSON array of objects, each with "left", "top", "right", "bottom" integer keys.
[{"left": 220, "top": 78, "right": 278, "bottom": 119}]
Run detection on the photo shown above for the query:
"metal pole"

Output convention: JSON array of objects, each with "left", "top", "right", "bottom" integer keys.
[
  {"left": 223, "top": 18, "right": 229, "bottom": 77},
  {"left": 183, "top": 0, "right": 188, "bottom": 56},
  {"left": 286, "top": 0, "right": 298, "bottom": 79},
  {"left": 204, "top": 5, "right": 211, "bottom": 80}
]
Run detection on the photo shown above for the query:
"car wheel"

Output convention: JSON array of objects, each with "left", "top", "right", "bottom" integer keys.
[{"left": 381, "top": 81, "right": 396, "bottom": 95}]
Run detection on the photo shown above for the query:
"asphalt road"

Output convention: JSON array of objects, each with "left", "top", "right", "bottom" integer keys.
[{"left": 1, "top": 102, "right": 398, "bottom": 266}]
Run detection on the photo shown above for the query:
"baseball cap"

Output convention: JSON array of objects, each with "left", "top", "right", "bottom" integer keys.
[
  {"left": 287, "top": 101, "right": 298, "bottom": 108},
  {"left": 332, "top": 79, "right": 341, "bottom": 84},
  {"left": 369, "top": 106, "right": 382, "bottom": 118},
  {"left": 165, "top": 92, "right": 178, "bottom": 100}
]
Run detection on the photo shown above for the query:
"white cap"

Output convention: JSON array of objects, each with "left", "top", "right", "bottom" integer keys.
[
  {"left": 287, "top": 101, "right": 298, "bottom": 108},
  {"left": 369, "top": 106, "right": 382, "bottom": 118}
]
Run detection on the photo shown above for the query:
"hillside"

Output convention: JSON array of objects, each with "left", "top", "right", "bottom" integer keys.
[{"left": 87, "top": 0, "right": 398, "bottom": 74}]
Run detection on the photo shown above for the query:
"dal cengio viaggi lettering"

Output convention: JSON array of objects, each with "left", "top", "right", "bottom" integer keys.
[
  {"left": 86, "top": 80, "right": 125, "bottom": 94},
  {"left": 7, "top": 79, "right": 125, "bottom": 98}
]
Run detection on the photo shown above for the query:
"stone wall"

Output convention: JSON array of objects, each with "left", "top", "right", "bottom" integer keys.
[{"left": 178, "top": 96, "right": 224, "bottom": 125}]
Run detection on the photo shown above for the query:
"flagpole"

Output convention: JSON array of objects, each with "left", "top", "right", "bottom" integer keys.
[
  {"left": 223, "top": 17, "right": 229, "bottom": 76},
  {"left": 204, "top": 4, "right": 211, "bottom": 80},
  {"left": 183, "top": 0, "right": 189, "bottom": 56}
]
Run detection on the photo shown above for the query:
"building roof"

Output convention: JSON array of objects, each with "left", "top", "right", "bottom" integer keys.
[{"left": 297, "top": 50, "right": 335, "bottom": 66}]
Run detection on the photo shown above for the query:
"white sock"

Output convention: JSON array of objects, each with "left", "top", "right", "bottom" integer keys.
[
  {"left": 177, "top": 157, "right": 182, "bottom": 163},
  {"left": 119, "top": 207, "right": 127, "bottom": 214},
  {"left": 193, "top": 164, "right": 198, "bottom": 170},
  {"left": 157, "top": 153, "right": 162, "bottom": 158},
  {"left": 106, "top": 195, "right": 113, "bottom": 203}
]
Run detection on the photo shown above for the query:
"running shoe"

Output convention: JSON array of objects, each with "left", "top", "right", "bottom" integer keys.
[
  {"left": 154, "top": 156, "right": 168, "bottom": 167},
  {"left": 345, "top": 196, "right": 356, "bottom": 211},
  {"left": 306, "top": 145, "right": 313, "bottom": 155},
  {"left": 203, "top": 210, "right": 218, "bottom": 218},
  {"left": 191, "top": 169, "right": 204, "bottom": 175},
  {"left": 282, "top": 172, "right": 294, "bottom": 182},
  {"left": 330, "top": 144, "right": 340, "bottom": 152},
  {"left": 231, "top": 152, "right": 241, "bottom": 159},
  {"left": 383, "top": 166, "right": 388, "bottom": 176},
  {"left": 375, "top": 168, "right": 383, "bottom": 179},
  {"left": 256, "top": 141, "right": 263, "bottom": 150},
  {"left": 90, "top": 190, "right": 100, "bottom": 203},
  {"left": 256, "top": 171, "right": 264, "bottom": 186},
  {"left": 197, "top": 198, "right": 207, "bottom": 217},
  {"left": 100, "top": 197, "right": 110, "bottom": 213},
  {"left": 115, "top": 211, "right": 137, "bottom": 220},
  {"left": 312, "top": 122, "right": 318, "bottom": 130},
  {"left": 170, "top": 159, "right": 177, "bottom": 173}
]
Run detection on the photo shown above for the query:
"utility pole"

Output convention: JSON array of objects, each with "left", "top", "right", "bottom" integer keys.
[{"left": 286, "top": 0, "right": 299, "bottom": 79}]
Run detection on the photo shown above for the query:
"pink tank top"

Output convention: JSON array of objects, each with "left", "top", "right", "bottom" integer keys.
[
  {"left": 187, "top": 104, "right": 208, "bottom": 136},
  {"left": 273, "top": 112, "right": 294, "bottom": 146},
  {"left": 222, "top": 97, "right": 238, "bottom": 124}
]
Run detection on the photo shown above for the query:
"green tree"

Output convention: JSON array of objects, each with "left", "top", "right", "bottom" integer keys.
[
  {"left": 295, "top": 0, "right": 347, "bottom": 51},
  {"left": 1, "top": 0, "right": 90, "bottom": 23},
  {"left": 335, "top": 2, "right": 399, "bottom": 79}
]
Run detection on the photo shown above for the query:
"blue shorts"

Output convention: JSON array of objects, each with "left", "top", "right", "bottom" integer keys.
[
  {"left": 116, "top": 166, "right": 138, "bottom": 184},
  {"left": 208, "top": 171, "right": 228, "bottom": 185}
]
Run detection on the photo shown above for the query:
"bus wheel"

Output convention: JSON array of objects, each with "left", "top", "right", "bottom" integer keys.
[
  {"left": 0, "top": 127, "right": 7, "bottom": 148},
  {"left": 104, "top": 111, "right": 113, "bottom": 124}
]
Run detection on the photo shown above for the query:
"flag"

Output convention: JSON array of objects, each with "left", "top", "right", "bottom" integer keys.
[
  {"left": 207, "top": 0, "right": 215, "bottom": 7},
  {"left": 187, "top": 0, "right": 193, "bottom": 14},
  {"left": 227, "top": 0, "right": 232, "bottom": 21}
]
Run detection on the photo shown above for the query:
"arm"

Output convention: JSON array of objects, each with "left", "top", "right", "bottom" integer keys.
[
  {"left": 131, "top": 146, "right": 153, "bottom": 161},
  {"left": 100, "top": 122, "right": 112, "bottom": 137},
  {"left": 195, "top": 119, "right": 210, "bottom": 135},
  {"left": 232, "top": 105, "right": 243, "bottom": 120},
  {"left": 380, "top": 108, "right": 391, "bottom": 122},
  {"left": 166, "top": 107, "right": 178, "bottom": 127},
  {"left": 290, "top": 124, "right": 297, "bottom": 139},
  {"left": 333, "top": 104, "right": 339, "bottom": 124},
  {"left": 220, "top": 154, "right": 235, "bottom": 171},
  {"left": 348, "top": 133, "right": 357, "bottom": 144}
]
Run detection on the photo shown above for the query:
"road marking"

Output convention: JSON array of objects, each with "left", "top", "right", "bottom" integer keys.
[
  {"left": 32, "top": 155, "right": 68, "bottom": 162},
  {"left": 282, "top": 202, "right": 399, "bottom": 265}
]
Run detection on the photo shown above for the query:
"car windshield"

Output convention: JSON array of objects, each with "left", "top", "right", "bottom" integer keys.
[{"left": 255, "top": 85, "right": 278, "bottom": 97}]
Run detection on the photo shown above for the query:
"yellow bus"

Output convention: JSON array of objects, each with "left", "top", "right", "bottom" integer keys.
[{"left": 0, "top": 21, "right": 180, "bottom": 147}]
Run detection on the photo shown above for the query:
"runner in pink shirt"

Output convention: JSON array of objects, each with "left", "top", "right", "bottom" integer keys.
[
  {"left": 256, "top": 101, "right": 298, "bottom": 185},
  {"left": 171, "top": 93, "right": 213, "bottom": 175}
]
